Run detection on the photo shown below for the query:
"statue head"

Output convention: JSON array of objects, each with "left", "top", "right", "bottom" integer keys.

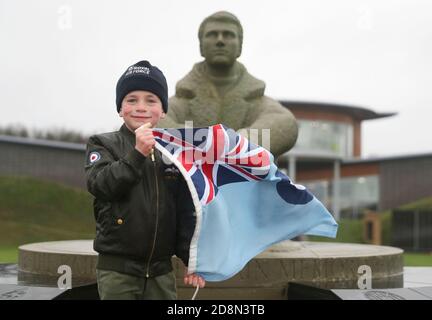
[{"left": 198, "top": 11, "right": 243, "bottom": 68}]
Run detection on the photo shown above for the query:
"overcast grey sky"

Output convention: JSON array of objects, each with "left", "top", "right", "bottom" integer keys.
[{"left": 1, "top": 0, "right": 431, "bottom": 157}]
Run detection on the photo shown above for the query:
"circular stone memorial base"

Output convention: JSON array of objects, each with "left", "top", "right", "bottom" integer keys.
[
  {"left": 18, "top": 240, "right": 97, "bottom": 287},
  {"left": 18, "top": 240, "right": 403, "bottom": 299}
]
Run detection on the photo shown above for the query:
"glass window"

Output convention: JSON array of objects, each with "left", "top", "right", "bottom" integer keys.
[
  {"left": 293, "top": 120, "right": 353, "bottom": 158},
  {"left": 339, "top": 175, "right": 379, "bottom": 219},
  {"left": 301, "top": 175, "right": 379, "bottom": 219},
  {"left": 303, "top": 180, "right": 330, "bottom": 206}
]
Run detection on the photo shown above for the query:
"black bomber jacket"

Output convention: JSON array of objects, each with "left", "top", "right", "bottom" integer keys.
[{"left": 84, "top": 124, "right": 195, "bottom": 278}]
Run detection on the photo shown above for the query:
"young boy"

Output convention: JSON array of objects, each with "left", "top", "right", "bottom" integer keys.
[{"left": 85, "top": 60, "right": 205, "bottom": 300}]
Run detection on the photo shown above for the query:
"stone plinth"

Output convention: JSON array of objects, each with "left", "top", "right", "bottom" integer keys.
[
  {"left": 18, "top": 240, "right": 97, "bottom": 287},
  {"left": 17, "top": 240, "right": 404, "bottom": 299}
]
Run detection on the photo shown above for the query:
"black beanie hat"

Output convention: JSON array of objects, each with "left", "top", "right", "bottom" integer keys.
[{"left": 116, "top": 60, "right": 168, "bottom": 113}]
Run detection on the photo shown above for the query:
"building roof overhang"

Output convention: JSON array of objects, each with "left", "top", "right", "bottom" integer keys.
[{"left": 279, "top": 100, "right": 396, "bottom": 121}]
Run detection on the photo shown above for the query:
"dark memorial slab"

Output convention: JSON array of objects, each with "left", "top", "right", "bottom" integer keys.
[
  {"left": 0, "top": 284, "right": 66, "bottom": 300},
  {"left": 1, "top": 263, "right": 99, "bottom": 300},
  {"left": 332, "top": 286, "right": 432, "bottom": 300},
  {"left": 0, "top": 264, "right": 18, "bottom": 285},
  {"left": 0, "top": 282, "right": 99, "bottom": 300},
  {"left": 288, "top": 282, "right": 432, "bottom": 300}
]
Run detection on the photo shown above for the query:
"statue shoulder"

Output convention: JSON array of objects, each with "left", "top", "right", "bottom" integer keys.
[
  {"left": 261, "top": 95, "right": 292, "bottom": 113},
  {"left": 238, "top": 65, "right": 266, "bottom": 100},
  {"left": 174, "top": 63, "right": 206, "bottom": 99}
]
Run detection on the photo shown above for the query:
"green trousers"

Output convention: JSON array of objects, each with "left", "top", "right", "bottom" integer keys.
[{"left": 96, "top": 269, "right": 177, "bottom": 300}]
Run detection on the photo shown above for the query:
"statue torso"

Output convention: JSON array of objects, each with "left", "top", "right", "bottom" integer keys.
[{"left": 171, "top": 61, "right": 266, "bottom": 129}]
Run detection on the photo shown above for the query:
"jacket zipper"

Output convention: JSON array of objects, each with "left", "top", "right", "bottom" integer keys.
[{"left": 145, "top": 149, "right": 159, "bottom": 282}]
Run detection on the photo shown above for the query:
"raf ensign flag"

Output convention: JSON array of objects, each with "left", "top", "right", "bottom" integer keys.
[{"left": 153, "top": 124, "right": 338, "bottom": 281}]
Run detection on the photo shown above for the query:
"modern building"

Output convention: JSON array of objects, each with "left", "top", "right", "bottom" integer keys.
[
  {"left": 277, "top": 101, "right": 432, "bottom": 220},
  {"left": 0, "top": 134, "right": 86, "bottom": 189}
]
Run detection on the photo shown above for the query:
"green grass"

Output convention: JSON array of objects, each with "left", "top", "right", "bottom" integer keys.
[
  {"left": 399, "top": 196, "right": 432, "bottom": 210},
  {"left": 0, "top": 246, "right": 19, "bottom": 263},
  {"left": 0, "top": 176, "right": 95, "bottom": 262},
  {"left": 395, "top": 197, "right": 432, "bottom": 266},
  {"left": 403, "top": 252, "right": 432, "bottom": 266},
  {"left": 307, "top": 218, "right": 364, "bottom": 243}
]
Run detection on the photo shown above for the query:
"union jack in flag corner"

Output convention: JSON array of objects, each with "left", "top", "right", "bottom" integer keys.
[{"left": 153, "top": 124, "right": 338, "bottom": 281}]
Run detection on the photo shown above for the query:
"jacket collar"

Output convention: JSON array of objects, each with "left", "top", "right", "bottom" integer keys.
[
  {"left": 120, "top": 123, "right": 136, "bottom": 144},
  {"left": 119, "top": 123, "right": 162, "bottom": 162}
]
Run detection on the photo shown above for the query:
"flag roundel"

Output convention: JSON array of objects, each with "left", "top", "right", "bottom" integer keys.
[{"left": 89, "top": 152, "right": 101, "bottom": 164}]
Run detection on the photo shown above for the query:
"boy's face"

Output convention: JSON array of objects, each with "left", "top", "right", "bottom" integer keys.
[{"left": 119, "top": 90, "right": 165, "bottom": 130}]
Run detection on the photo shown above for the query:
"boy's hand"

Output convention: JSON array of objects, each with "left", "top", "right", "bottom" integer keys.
[
  {"left": 184, "top": 270, "right": 206, "bottom": 288},
  {"left": 134, "top": 122, "right": 155, "bottom": 157}
]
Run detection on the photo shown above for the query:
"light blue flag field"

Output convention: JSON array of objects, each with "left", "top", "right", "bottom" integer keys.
[{"left": 153, "top": 124, "right": 338, "bottom": 281}]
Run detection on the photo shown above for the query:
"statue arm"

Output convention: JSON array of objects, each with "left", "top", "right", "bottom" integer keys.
[{"left": 241, "top": 97, "right": 299, "bottom": 158}]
